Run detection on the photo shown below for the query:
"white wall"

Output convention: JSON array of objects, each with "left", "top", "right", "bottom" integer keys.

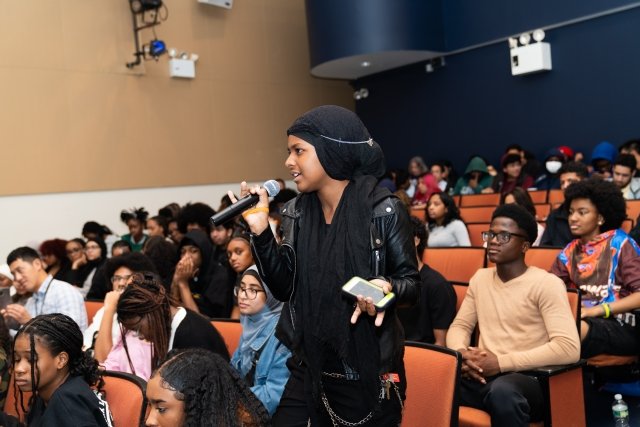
[{"left": 0, "top": 181, "right": 265, "bottom": 261}]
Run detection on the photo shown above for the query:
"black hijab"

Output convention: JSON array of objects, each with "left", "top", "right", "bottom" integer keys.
[{"left": 287, "top": 105, "right": 389, "bottom": 409}]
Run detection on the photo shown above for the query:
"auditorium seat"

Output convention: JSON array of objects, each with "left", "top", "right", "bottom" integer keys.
[
  {"left": 459, "top": 193, "right": 500, "bottom": 208},
  {"left": 422, "top": 247, "right": 486, "bottom": 284},
  {"left": 528, "top": 190, "right": 548, "bottom": 204},
  {"left": 465, "top": 223, "right": 489, "bottom": 247},
  {"left": 459, "top": 206, "right": 495, "bottom": 224}
]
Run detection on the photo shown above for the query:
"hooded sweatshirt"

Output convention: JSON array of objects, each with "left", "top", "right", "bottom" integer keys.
[
  {"left": 453, "top": 157, "right": 494, "bottom": 195},
  {"left": 179, "top": 229, "right": 233, "bottom": 318}
]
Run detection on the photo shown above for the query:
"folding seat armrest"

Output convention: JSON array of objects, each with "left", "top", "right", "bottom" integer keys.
[{"left": 522, "top": 359, "right": 586, "bottom": 377}]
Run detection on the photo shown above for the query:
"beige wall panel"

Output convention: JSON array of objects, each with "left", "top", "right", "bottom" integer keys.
[
  {"left": 0, "top": 0, "right": 64, "bottom": 69},
  {"left": 0, "top": 0, "right": 352, "bottom": 196}
]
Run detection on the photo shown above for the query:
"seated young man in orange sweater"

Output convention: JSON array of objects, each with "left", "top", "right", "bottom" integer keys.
[{"left": 446, "top": 204, "right": 580, "bottom": 427}]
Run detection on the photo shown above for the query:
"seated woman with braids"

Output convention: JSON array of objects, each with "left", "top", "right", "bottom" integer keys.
[
  {"left": 11, "top": 313, "right": 114, "bottom": 427},
  {"left": 108, "top": 272, "right": 229, "bottom": 379},
  {"left": 145, "top": 348, "right": 270, "bottom": 427}
]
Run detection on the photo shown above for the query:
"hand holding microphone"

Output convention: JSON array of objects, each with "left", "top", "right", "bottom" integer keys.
[{"left": 210, "top": 180, "right": 279, "bottom": 235}]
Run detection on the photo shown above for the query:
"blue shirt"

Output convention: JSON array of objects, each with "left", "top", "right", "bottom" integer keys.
[{"left": 25, "top": 276, "right": 88, "bottom": 331}]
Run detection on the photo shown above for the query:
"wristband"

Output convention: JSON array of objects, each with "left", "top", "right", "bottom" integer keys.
[
  {"left": 602, "top": 303, "right": 611, "bottom": 319},
  {"left": 241, "top": 207, "right": 269, "bottom": 219}
]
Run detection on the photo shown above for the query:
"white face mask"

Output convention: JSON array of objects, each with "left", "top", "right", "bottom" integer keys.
[{"left": 546, "top": 160, "right": 562, "bottom": 174}]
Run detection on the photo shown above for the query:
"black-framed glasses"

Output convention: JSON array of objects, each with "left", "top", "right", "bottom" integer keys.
[
  {"left": 482, "top": 230, "right": 528, "bottom": 244},
  {"left": 233, "top": 286, "right": 265, "bottom": 300}
]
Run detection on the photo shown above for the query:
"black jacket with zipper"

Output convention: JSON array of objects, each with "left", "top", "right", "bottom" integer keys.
[{"left": 250, "top": 194, "right": 419, "bottom": 379}]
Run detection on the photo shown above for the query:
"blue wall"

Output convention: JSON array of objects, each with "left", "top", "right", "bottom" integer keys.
[{"left": 354, "top": 4, "right": 640, "bottom": 173}]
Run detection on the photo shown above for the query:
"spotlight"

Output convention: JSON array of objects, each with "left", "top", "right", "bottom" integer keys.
[
  {"left": 360, "top": 61, "right": 371, "bottom": 68},
  {"left": 167, "top": 48, "right": 177, "bottom": 58},
  {"left": 149, "top": 39, "right": 166, "bottom": 58},
  {"left": 353, "top": 88, "right": 369, "bottom": 100},
  {"left": 189, "top": 53, "right": 199, "bottom": 62},
  {"left": 130, "top": 0, "right": 163, "bottom": 14},
  {"left": 519, "top": 33, "right": 531, "bottom": 46},
  {"left": 508, "top": 38, "right": 518, "bottom": 49},
  {"left": 532, "top": 29, "right": 546, "bottom": 42}
]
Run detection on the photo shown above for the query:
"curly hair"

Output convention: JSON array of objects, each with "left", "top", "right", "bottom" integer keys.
[
  {"left": 120, "top": 207, "right": 149, "bottom": 225},
  {"left": 426, "top": 192, "right": 462, "bottom": 229},
  {"left": 177, "top": 203, "right": 216, "bottom": 234},
  {"left": 104, "top": 252, "right": 157, "bottom": 283},
  {"left": 13, "top": 314, "right": 102, "bottom": 421},
  {"left": 153, "top": 348, "right": 271, "bottom": 427},
  {"left": 38, "top": 239, "right": 68, "bottom": 260},
  {"left": 142, "top": 236, "right": 178, "bottom": 291},
  {"left": 564, "top": 178, "right": 626, "bottom": 231},
  {"left": 492, "top": 204, "right": 538, "bottom": 244},
  {"left": 117, "top": 273, "right": 173, "bottom": 372}
]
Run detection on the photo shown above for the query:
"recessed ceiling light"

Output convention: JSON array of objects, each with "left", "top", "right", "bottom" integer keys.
[{"left": 360, "top": 61, "right": 371, "bottom": 68}]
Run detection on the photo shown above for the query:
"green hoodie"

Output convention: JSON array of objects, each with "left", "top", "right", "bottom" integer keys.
[{"left": 453, "top": 157, "right": 493, "bottom": 195}]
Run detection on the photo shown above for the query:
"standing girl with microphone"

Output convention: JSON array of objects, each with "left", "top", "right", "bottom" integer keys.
[{"left": 235, "top": 105, "right": 419, "bottom": 426}]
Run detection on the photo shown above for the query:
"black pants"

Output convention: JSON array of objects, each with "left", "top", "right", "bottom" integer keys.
[
  {"left": 460, "top": 373, "right": 544, "bottom": 427},
  {"left": 273, "top": 362, "right": 402, "bottom": 426},
  {"left": 272, "top": 358, "right": 310, "bottom": 427}
]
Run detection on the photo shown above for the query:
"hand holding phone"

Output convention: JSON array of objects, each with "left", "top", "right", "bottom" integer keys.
[
  {"left": 343, "top": 276, "right": 395, "bottom": 328},
  {"left": 342, "top": 276, "right": 395, "bottom": 312}
]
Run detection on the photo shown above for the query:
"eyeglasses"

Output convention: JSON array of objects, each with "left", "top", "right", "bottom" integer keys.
[
  {"left": 233, "top": 286, "right": 265, "bottom": 300},
  {"left": 482, "top": 230, "right": 528, "bottom": 244},
  {"left": 111, "top": 274, "right": 133, "bottom": 284}
]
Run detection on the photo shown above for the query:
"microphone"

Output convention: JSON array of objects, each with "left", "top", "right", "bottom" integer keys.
[{"left": 210, "top": 180, "right": 280, "bottom": 226}]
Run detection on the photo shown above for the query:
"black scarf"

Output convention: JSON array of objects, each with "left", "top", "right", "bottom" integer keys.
[{"left": 295, "top": 176, "right": 390, "bottom": 409}]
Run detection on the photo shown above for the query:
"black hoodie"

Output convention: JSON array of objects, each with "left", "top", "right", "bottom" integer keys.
[{"left": 179, "top": 229, "right": 234, "bottom": 318}]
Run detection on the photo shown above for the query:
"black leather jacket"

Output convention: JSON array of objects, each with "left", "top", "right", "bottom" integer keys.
[{"left": 250, "top": 195, "right": 419, "bottom": 376}]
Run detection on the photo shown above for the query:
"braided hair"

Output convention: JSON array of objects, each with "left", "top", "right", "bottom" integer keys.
[
  {"left": 152, "top": 348, "right": 271, "bottom": 427},
  {"left": 13, "top": 313, "right": 101, "bottom": 421},
  {"left": 116, "top": 272, "right": 173, "bottom": 372}
]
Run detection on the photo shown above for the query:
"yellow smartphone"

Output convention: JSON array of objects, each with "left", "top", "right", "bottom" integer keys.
[{"left": 341, "top": 276, "right": 395, "bottom": 312}]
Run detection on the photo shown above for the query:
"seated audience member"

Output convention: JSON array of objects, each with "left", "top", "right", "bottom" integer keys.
[
  {"left": 431, "top": 161, "right": 450, "bottom": 192},
  {"left": 506, "top": 144, "right": 542, "bottom": 181},
  {"left": 590, "top": 141, "right": 617, "bottom": 179},
  {"left": 12, "top": 314, "right": 114, "bottom": 426},
  {"left": 227, "top": 235, "right": 256, "bottom": 319},
  {"left": 453, "top": 156, "right": 494, "bottom": 195},
  {"left": 407, "top": 156, "right": 429, "bottom": 198},
  {"left": 491, "top": 153, "right": 534, "bottom": 195},
  {"left": 167, "top": 218, "right": 184, "bottom": 245},
  {"left": 534, "top": 148, "right": 567, "bottom": 190},
  {"left": 116, "top": 273, "right": 229, "bottom": 367},
  {"left": 501, "top": 188, "right": 544, "bottom": 246},
  {"left": 142, "top": 236, "right": 178, "bottom": 292},
  {"left": 540, "top": 161, "right": 589, "bottom": 247},
  {"left": 146, "top": 348, "right": 270, "bottom": 427},
  {"left": 619, "top": 138, "right": 640, "bottom": 177},
  {"left": 612, "top": 154, "right": 640, "bottom": 200},
  {"left": 120, "top": 207, "right": 149, "bottom": 252},
  {"left": 2, "top": 247, "right": 87, "bottom": 331},
  {"left": 412, "top": 169, "right": 441, "bottom": 208},
  {"left": 146, "top": 215, "right": 169, "bottom": 238},
  {"left": 378, "top": 169, "right": 398, "bottom": 193},
  {"left": 398, "top": 217, "right": 455, "bottom": 345},
  {"left": 551, "top": 179, "right": 640, "bottom": 358},
  {"left": 83, "top": 252, "right": 157, "bottom": 359},
  {"left": 447, "top": 205, "right": 580, "bottom": 426},
  {"left": 39, "top": 239, "right": 73, "bottom": 283},
  {"left": 426, "top": 192, "right": 471, "bottom": 247},
  {"left": 82, "top": 221, "right": 116, "bottom": 255},
  {"left": 0, "top": 264, "right": 13, "bottom": 288},
  {"left": 72, "top": 237, "right": 108, "bottom": 299},
  {"left": 66, "top": 238, "right": 90, "bottom": 287},
  {"left": 172, "top": 229, "right": 233, "bottom": 318},
  {"left": 110, "top": 239, "right": 131, "bottom": 257},
  {"left": 231, "top": 266, "right": 291, "bottom": 416}
]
